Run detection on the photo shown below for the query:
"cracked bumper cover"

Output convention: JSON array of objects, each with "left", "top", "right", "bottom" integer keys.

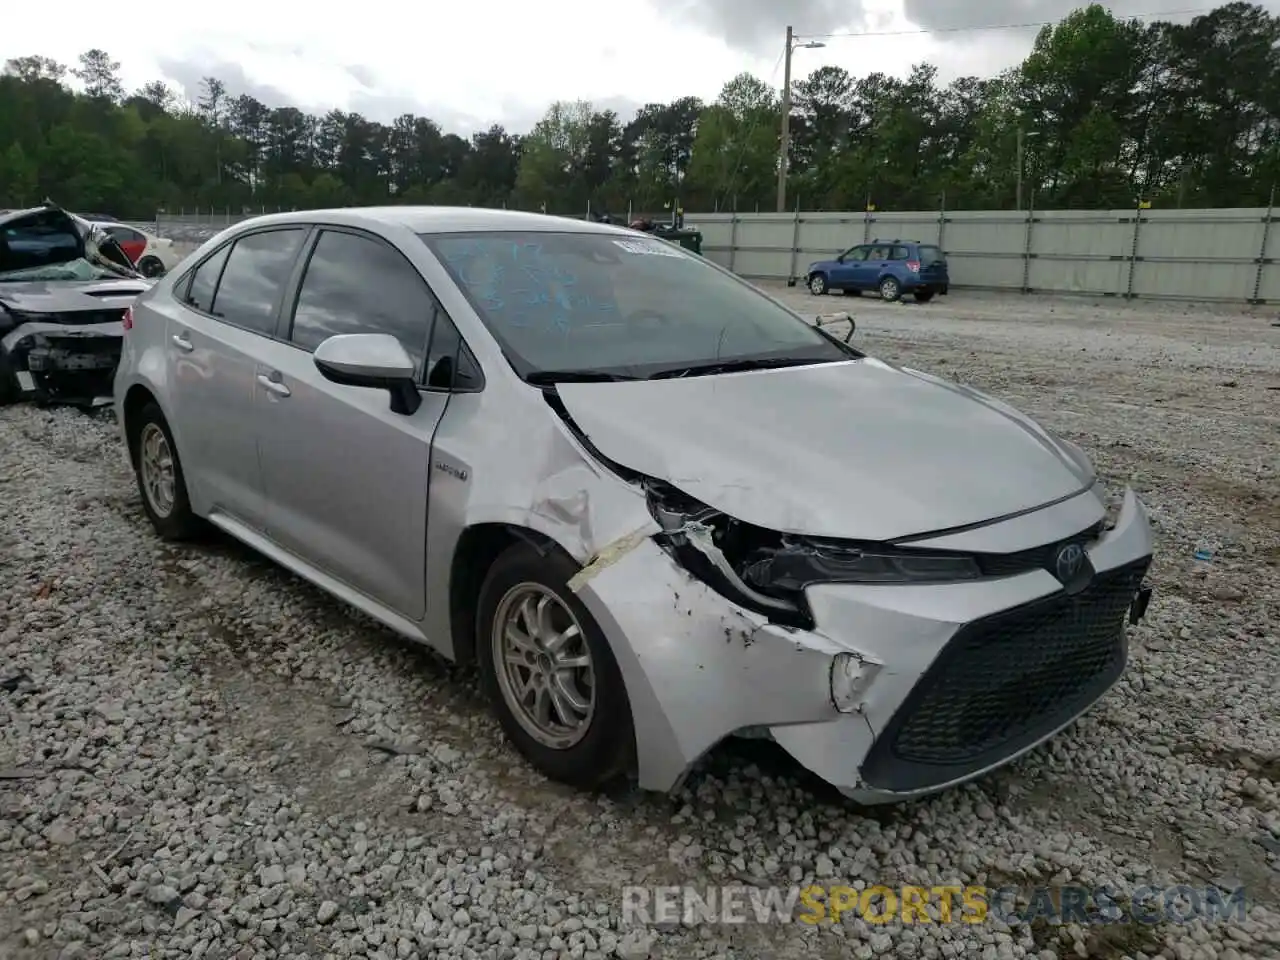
[
  {"left": 1, "top": 321, "right": 122, "bottom": 405},
  {"left": 572, "top": 487, "right": 1154, "bottom": 803}
]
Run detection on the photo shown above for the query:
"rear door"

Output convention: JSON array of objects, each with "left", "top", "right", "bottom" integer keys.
[
  {"left": 168, "top": 227, "right": 309, "bottom": 531},
  {"left": 251, "top": 227, "right": 449, "bottom": 620},
  {"left": 858, "top": 244, "right": 894, "bottom": 288}
]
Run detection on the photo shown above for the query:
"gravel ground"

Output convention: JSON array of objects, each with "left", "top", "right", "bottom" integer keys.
[{"left": 1, "top": 289, "right": 1278, "bottom": 960}]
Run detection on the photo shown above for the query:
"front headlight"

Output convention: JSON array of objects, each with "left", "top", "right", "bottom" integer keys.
[
  {"left": 645, "top": 481, "right": 984, "bottom": 633},
  {"left": 742, "top": 539, "right": 982, "bottom": 589}
]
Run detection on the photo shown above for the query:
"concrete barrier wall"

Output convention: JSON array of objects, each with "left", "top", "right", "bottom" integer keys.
[{"left": 689, "top": 207, "right": 1280, "bottom": 304}]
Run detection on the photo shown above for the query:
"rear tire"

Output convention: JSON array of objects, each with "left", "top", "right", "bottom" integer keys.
[
  {"left": 808, "top": 273, "right": 828, "bottom": 296},
  {"left": 129, "top": 402, "right": 204, "bottom": 541},
  {"left": 914, "top": 289, "right": 935, "bottom": 303},
  {"left": 0, "top": 350, "right": 19, "bottom": 405},
  {"left": 878, "top": 276, "right": 901, "bottom": 302},
  {"left": 476, "top": 542, "right": 634, "bottom": 790}
]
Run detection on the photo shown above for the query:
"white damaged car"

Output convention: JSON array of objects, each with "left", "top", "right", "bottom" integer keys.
[
  {"left": 0, "top": 202, "right": 150, "bottom": 407},
  {"left": 113, "top": 207, "right": 1155, "bottom": 803}
]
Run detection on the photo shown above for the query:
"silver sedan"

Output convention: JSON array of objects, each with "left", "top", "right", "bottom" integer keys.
[{"left": 113, "top": 207, "right": 1155, "bottom": 803}]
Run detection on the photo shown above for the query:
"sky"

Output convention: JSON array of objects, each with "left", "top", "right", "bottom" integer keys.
[{"left": 0, "top": 1, "right": 1261, "bottom": 136}]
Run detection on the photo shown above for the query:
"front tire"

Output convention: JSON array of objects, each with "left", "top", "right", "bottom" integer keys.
[
  {"left": 476, "top": 542, "right": 634, "bottom": 789},
  {"left": 878, "top": 276, "right": 901, "bottom": 302},
  {"left": 808, "top": 273, "right": 828, "bottom": 296},
  {"left": 129, "top": 402, "right": 204, "bottom": 540}
]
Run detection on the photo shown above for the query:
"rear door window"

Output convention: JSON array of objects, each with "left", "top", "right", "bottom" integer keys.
[
  {"left": 209, "top": 229, "right": 306, "bottom": 336},
  {"left": 889, "top": 245, "right": 911, "bottom": 261},
  {"left": 866, "top": 244, "right": 893, "bottom": 261}
]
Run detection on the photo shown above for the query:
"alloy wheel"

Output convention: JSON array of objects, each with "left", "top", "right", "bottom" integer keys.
[
  {"left": 491, "top": 583, "right": 596, "bottom": 749},
  {"left": 139, "top": 422, "right": 176, "bottom": 518}
]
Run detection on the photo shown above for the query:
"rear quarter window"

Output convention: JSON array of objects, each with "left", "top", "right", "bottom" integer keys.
[{"left": 184, "top": 245, "right": 232, "bottom": 314}]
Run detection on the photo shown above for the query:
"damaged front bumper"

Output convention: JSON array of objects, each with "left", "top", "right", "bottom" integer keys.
[
  {"left": 1, "top": 321, "right": 122, "bottom": 407},
  {"left": 571, "top": 487, "right": 1155, "bottom": 804}
]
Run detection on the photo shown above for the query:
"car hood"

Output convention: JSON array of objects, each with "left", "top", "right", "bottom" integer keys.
[
  {"left": 0, "top": 278, "right": 152, "bottom": 315},
  {"left": 554, "top": 358, "right": 1095, "bottom": 541}
]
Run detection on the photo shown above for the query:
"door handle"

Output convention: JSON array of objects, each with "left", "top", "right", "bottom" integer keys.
[
  {"left": 257, "top": 373, "right": 291, "bottom": 398},
  {"left": 171, "top": 332, "right": 193, "bottom": 352}
]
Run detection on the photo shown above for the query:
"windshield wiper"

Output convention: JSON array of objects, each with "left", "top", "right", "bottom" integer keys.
[
  {"left": 525, "top": 370, "right": 640, "bottom": 385},
  {"left": 646, "top": 357, "right": 826, "bottom": 380}
]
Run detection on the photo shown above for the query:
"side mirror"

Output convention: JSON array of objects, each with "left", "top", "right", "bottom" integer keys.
[
  {"left": 314, "top": 333, "right": 421, "bottom": 415},
  {"left": 836, "top": 254, "right": 845, "bottom": 263}
]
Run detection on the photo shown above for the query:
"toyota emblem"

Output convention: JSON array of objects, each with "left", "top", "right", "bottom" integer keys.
[{"left": 1055, "top": 542, "right": 1085, "bottom": 582}]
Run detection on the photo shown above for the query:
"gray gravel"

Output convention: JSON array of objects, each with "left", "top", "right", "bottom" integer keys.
[{"left": 2, "top": 289, "right": 1278, "bottom": 960}]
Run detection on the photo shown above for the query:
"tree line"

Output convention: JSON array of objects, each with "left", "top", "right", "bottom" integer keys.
[{"left": 1, "top": 2, "right": 1277, "bottom": 219}]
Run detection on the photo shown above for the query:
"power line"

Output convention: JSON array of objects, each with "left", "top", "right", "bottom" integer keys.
[{"left": 803, "top": 7, "right": 1217, "bottom": 41}]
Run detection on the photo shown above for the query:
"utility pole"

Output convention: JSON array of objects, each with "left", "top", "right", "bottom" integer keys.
[
  {"left": 777, "top": 25, "right": 794, "bottom": 213},
  {"left": 1016, "top": 126, "right": 1024, "bottom": 212}
]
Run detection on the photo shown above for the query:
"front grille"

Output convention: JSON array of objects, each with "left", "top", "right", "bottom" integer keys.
[
  {"left": 7, "top": 307, "right": 127, "bottom": 326},
  {"left": 974, "top": 520, "right": 1104, "bottom": 578},
  {"left": 69, "top": 308, "right": 129, "bottom": 324},
  {"left": 860, "top": 557, "right": 1150, "bottom": 793}
]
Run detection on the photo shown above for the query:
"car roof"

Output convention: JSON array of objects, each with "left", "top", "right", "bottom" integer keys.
[{"left": 225, "top": 206, "right": 635, "bottom": 237}]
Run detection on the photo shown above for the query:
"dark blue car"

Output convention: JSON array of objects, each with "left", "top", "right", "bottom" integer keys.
[{"left": 798, "top": 239, "right": 950, "bottom": 303}]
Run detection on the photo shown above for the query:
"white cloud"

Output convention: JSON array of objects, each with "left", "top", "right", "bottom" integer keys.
[
  {"left": 0, "top": 0, "right": 1215, "bottom": 133},
  {"left": 2, "top": 0, "right": 753, "bottom": 131}
]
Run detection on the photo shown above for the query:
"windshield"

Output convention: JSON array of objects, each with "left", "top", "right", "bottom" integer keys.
[
  {"left": 421, "top": 230, "right": 849, "bottom": 380},
  {"left": 919, "top": 245, "right": 944, "bottom": 263}
]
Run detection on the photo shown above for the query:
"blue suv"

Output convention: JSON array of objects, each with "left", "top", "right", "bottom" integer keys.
[{"left": 795, "top": 239, "right": 950, "bottom": 303}]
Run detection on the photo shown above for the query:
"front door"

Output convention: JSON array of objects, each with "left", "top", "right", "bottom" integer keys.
[
  {"left": 253, "top": 227, "right": 450, "bottom": 620},
  {"left": 167, "top": 228, "right": 309, "bottom": 530},
  {"left": 830, "top": 245, "right": 867, "bottom": 289}
]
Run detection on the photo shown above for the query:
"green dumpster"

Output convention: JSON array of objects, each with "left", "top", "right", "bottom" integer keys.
[{"left": 653, "top": 226, "right": 703, "bottom": 256}]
